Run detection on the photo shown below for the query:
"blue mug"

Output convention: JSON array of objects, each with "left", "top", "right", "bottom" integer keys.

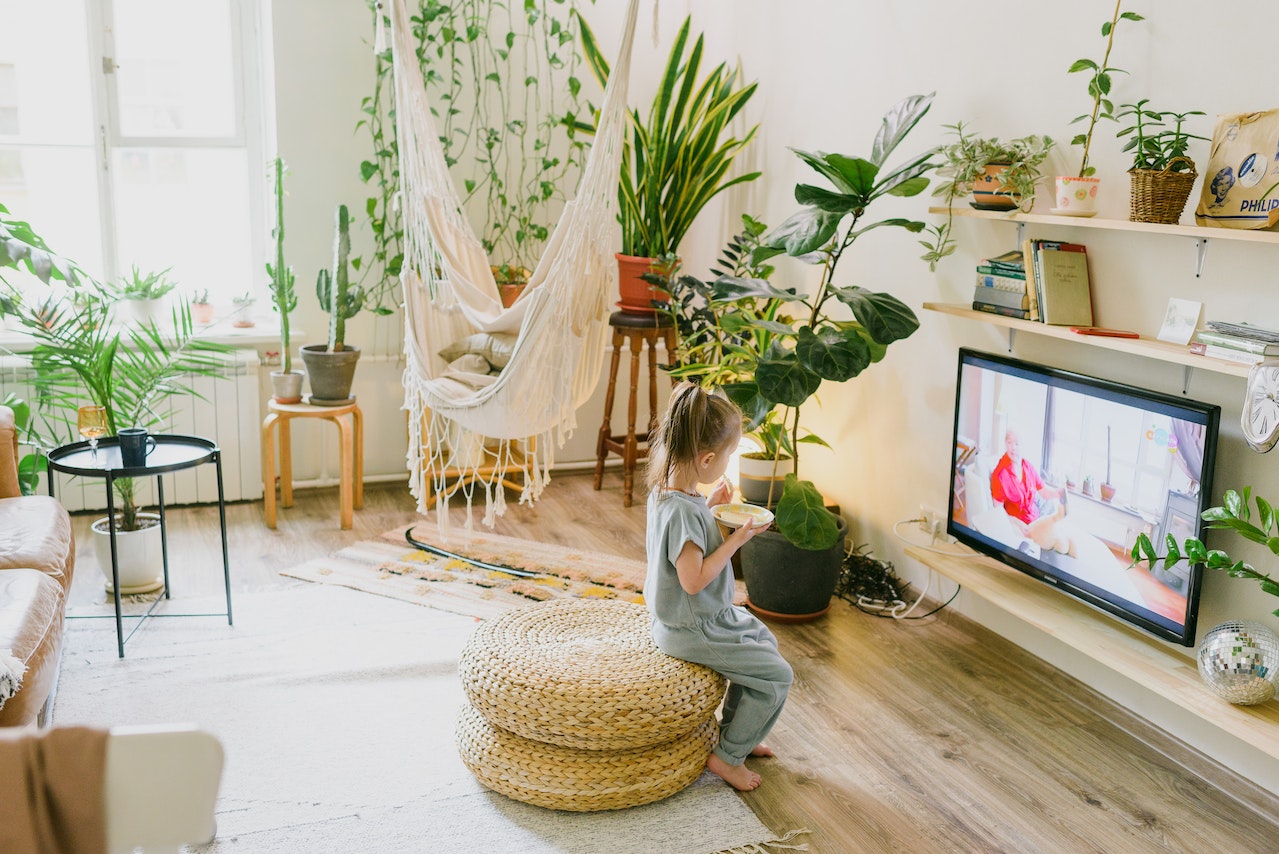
[{"left": 118, "top": 427, "right": 157, "bottom": 468}]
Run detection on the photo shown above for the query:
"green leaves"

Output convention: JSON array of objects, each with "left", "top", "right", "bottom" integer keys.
[
  {"left": 829, "top": 286, "right": 920, "bottom": 345},
  {"left": 775, "top": 475, "right": 841, "bottom": 551}
]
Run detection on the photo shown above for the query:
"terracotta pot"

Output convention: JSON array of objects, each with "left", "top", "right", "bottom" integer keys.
[
  {"left": 499, "top": 283, "right": 526, "bottom": 308},
  {"left": 192, "top": 302, "right": 215, "bottom": 325},
  {"left": 970, "top": 163, "right": 1019, "bottom": 211},
  {"left": 615, "top": 253, "right": 671, "bottom": 315},
  {"left": 1100, "top": 482, "right": 1116, "bottom": 503}
]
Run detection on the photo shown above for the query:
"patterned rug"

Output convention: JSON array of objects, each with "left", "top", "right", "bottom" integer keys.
[{"left": 281, "top": 524, "right": 748, "bottom": 620}]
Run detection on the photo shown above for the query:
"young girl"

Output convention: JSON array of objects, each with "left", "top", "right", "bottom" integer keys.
[{"left": 644, "top": 383, "right": 793, "bottom": 792}]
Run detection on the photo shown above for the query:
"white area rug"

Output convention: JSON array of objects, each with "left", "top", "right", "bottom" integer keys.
[{"left": 54, "top": 585, "right": 786, "bottom": 853}]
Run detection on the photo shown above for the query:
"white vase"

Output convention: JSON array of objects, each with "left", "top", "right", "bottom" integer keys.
[
  {"left": 738, "top": 453, "right": 795, "bottom": 506},
  {"left": 92, "top": 511, "right": 165, "bottom": 594}
]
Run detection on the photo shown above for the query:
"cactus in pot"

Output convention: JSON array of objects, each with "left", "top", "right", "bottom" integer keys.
[
  {"left": 266, "top": 156, "right": 303, "bottom": 403},
  {"left": 302, "top": 204, "right": 365, "bottom": 405}
]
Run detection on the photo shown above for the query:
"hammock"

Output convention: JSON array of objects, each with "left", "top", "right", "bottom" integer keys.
[{"left": 388, "top": 0, "right": 640, "bottom": 529}]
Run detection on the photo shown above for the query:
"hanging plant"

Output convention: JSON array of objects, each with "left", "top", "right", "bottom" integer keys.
[{"left": 358, "top": 0, "right": 597, "bottom": 313}]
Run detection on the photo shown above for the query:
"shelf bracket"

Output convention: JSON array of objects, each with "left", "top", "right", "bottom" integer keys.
[
  {"left": 1007, "top": 328, "right": 1016, "bottom": 353},
  {"left": 1016, "top": 222, "right": 1026, "bottom": 246},
  {"left": 1193, "top": 238, "right": 1208, "bottom": 277},
  {"left": 1182, "top": 365, "right": 1193, "bottom": 395}
]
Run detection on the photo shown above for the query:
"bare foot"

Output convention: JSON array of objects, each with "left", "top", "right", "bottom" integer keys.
[
  {"left": 750, "top": 743, "right": 774, "bottom": 757},
  {"left": 706, "top": 753, "right": 761, "bottom": 791}
]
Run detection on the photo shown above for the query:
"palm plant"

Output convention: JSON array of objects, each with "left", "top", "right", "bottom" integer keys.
[
  {"left": 578, "top": 14, "right": 760, "bottom": 259},
  {"left": 12, "top": 282, "right": 231, "bottom": 529}
]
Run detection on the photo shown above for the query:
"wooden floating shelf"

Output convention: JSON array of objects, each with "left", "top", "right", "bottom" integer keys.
[
  {"left": 922, "top": 303, "right": 1254, "bottom": 379},
  {"left": 905, "top": 545, "right": 1279, "bottom": 763},
  {"left": 927, "top": 206, "right": 1279, "bottom": 246}
]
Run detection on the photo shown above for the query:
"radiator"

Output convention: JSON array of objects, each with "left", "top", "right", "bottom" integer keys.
[{"left": 0, "top": 348, "right": 264, "bottom": 511}]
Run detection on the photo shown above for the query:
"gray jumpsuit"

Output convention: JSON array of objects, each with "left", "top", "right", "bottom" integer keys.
[{"left": 645, "top": 490, "right": 793, "bottom": 766}]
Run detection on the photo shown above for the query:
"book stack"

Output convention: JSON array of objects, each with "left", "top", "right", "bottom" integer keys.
[
  {"left": 1189, "top": 321, "right": 1279, "bottom": 365},
  {"left": 1021, "top": 238, "right": 1094, "bottom": 326},
  {"left": 972, "top": 249, "right": 1029, "bottom": 319}
]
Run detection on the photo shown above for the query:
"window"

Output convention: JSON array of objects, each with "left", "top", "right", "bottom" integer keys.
[{"left": 0, "top": 0, "right": 266, "bottom": 303}]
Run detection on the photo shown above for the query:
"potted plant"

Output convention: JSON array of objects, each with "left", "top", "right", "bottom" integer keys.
[
  {"left": 1132, "top": 487, "right": 1279, "bottom": 619},
  {"left": 719, "top": 93, "right": 937, "bottom": 619},
  {"left": 1115, "top": 100, "right": 1208, "bottom": 224},
  {"left": 265, "top": 156, "right": 303, "bottom": 404},
  {"left": 113, "top": 265, "right": 176, "bottom": 326},
  {"left": 1057, "top": 1, "right": 1144, "bottom": 215},
  {"left": 492, "top": 263, "right": 531, "bottom": 308},
  {"left": 579, "top": 15, "right": 760, "bottom": 314},
  {"left": 922, "top": 124, "right": 1054, "bottom": 268},
  {"left": 231, "top": 291, "right": 256, "bottom": 328},
  {"left": 190, "top": 289, "right": 214, "bottom": 325},
  {"left": 302, "top": 204, "right": 365, "bottom": 405},
  {"left": 12, "top": 280, "right": 231, "bottom": 591}
]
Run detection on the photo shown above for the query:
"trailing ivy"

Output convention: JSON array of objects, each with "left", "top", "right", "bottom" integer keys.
[{"left": 358, "top": 0, "right": 595, "bottom": 314}]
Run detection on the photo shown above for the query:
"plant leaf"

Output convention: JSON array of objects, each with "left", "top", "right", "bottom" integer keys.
[{"left": 776, "top": 474, "right": 841, "bottom": 550}]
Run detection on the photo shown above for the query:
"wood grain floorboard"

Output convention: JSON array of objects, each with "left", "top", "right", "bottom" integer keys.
[{"left": 61, "top": 470, "right": 1279, "bottom": 852}]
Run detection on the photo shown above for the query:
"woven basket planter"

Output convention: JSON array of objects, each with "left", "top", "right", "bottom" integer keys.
[
  {"left": 458, "top": 599, "right": 725, "bottom": 751},
  {"left": 457, "top": 704, "right": 717, "bottom": 812},
  {"left": 1128, "top": 157, "right": 1197, "bottom": 224}
]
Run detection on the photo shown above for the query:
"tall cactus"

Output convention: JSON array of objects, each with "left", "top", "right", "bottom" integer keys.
[
  {"left": 315, "top": 204, "right": 364, "bottom": 351},
  {"left": 266, "top": 156, "right": 296, "bottom": 372}
]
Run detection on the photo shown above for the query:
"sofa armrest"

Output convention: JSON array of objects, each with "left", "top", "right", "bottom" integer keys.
[{"left": 0, "top": 405, "right": 18, "bottom": 499}]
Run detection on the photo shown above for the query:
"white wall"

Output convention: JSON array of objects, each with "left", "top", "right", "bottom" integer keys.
[{"left": 269, "top": 0, "right": 1279, "bottom": 792}]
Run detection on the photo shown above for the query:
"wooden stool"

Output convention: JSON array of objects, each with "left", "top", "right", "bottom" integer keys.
[
  {"left": 262, "top": 399, "right": 364, "bottom": 529},
  {"left": 593, "top": 311, "right": 677, "bottom": 507}
]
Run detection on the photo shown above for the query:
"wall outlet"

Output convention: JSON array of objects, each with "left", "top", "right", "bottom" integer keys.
[{"left": 919, "top": 504, "right": 943, "bottom": 536}]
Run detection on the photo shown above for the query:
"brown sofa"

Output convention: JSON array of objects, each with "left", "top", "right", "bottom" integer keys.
[{"left": 0, "top": 405, "right": 74, "bottom": 727}]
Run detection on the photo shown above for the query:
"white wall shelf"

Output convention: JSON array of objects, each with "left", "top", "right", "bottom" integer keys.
[
  {"left": 922, "top": 302, "right": 1253, "bottom": 390},
  {"left": 905, "top": 545, "right": 1279, "bottom": 763}
]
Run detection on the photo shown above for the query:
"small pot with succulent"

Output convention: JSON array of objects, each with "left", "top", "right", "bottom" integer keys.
[
  {"left": 1116, "top": 100, "right": 1208, "bottom": 224},
  {"left": 266, "top": 156, "right": 303, "bottom": 403},
  {"left": 922, "top": 123, "right": 1054, "bottom": 268},
  {"left": 492, "top": 263, "right": 531, "bottom": 308},
  {"left": 114, "top": 265, "right": 176, "bottom": 326},
  {"left": 1058, "top": 1, "right": 1145, "bottom": 215},
  {"left": 190, "top": 289, "right": 214, "bottom": 325},
  {"left": 231, "top": 291, "right": 256, "bottom": 328}
]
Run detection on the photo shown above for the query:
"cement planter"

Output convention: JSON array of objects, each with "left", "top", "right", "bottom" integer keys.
[
  {"left": 740, "top": 515, "right": 847, "bottom": 622},
  {"left": 270, "top": 370, "right": 304, "bottom": 404},
  {"left": 92, "top": 512, "right": 164, "bottom": 594},
  {"left": 300, "top": 344, "right": 361, "bottom": 405}
]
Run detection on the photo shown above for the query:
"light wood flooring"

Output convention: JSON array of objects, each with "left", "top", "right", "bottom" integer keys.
[{"left": 64, "top": 471, "right": 1279, "bottom": 853}]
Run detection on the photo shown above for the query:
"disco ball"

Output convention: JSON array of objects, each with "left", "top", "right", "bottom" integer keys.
[{"left": 1197, "top": 621, "right": 1279, "bottom": 705}]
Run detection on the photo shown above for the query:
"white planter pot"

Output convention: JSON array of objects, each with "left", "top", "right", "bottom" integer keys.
[
  {"left": 738, "top": 453, "right": 795, "bottom": 506},
  {"left": 92, "top": 511, "right": 165, "bottom": 594}
]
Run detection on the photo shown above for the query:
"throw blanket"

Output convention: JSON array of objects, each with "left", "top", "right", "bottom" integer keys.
[
  {"left": 0, "top": 726, "right": 109, "bottom": 854},
  {"left": 0, "top": 648, "right": 23, "bottom": 710}
]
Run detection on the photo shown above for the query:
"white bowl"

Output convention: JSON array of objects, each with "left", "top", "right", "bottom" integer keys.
[{"left": 711, "top": 503, "right": 774, "bottom": 529}]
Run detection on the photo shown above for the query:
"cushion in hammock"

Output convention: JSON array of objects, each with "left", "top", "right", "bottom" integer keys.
[
  {"left": 439, "top": 332, "right": 518, "bottom": 370},
  {"left": 447, "top": 353, "right": 495, "bottom": 376}
]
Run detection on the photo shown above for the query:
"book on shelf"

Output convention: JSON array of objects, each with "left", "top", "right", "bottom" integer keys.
[
  {"left": 1193, "top": 329, "right": 1279, "bottom": 355},
  {"left": 1020, "top": 238, "right": 1041, "bottom": 321},
  {"left": 1189, "top": 341, "right": 1266, "bottom": 365},
  {"left": 971, "top": 301, "right": 1030, "bottom": 320},
  {"left": 1203, "top": 321, "right": 1279, "bottom": 345},
  {"left": 976, "top": 271, "right": 1028, "bottom": 292},
  {"left": 1030, "top": 239, "right": 1091, "bottom": 326},
  {"left": 972, "top": 284, "right": 1029, "bottom": 310},
  {"left": 981, "top": 249, "right": 1025, "bottom": 272}
]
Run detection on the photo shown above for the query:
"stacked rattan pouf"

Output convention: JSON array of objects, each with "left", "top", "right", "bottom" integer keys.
[{"left": 457, "top": 598, "right": 726, "bottom": 811}]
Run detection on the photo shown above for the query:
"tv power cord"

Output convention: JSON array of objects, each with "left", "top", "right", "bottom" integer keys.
[{"left": 838, "top": 539, "right": 960, "bottom": 621}]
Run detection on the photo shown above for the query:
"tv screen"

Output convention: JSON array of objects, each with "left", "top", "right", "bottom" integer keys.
[{"left": 947, "top": 349, "right": 1220, "bottom": 646}]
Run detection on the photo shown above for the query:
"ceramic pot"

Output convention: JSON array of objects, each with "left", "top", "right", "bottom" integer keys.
[
  {"left": 615, "top": 253, "right": 670, "bottom": 315},
  {"left": 740, "top": 515, "right": 848, "bottom": 622},
  {"left": 300, "top": 344, "right": 361, "bottom": 405},
  {"left": 499, "top": 283, "right": 527, "bottom": 308},
  {"left": 92, "top": 511, "right": 164, "bottom": 594},
  {"left": 970, "top": 162, "right": 1019, "bottom": 211},
  {"left": 1054, "top": 175, "right": 1101, "bottom": 216},
  {"left": 737, "top": 453, "right": 795, "bottom": 506},
  {"left": 192, "top": 302, "right": 215, "bottom": 325},
  {"left": 271, "top": 370, "right": 305, "bottom": 404}
]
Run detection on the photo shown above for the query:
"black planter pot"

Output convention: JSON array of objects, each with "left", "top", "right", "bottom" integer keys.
[
  {"left": 300, "top": 344, "right": 361, "bottom": 405},
  {"left": 740, "top": 515, "right": 848, "bottom": 622}
]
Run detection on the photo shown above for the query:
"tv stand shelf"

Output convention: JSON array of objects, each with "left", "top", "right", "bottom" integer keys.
[
  {"left": 905, "top": 545, "right": 1279, "bottom": 762},
  {"left": 922, "top": 302, "right": 1253, "bottom": 380}
]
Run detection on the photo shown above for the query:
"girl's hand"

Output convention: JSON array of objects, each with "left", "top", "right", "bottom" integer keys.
[
  {"left": 707, "top": 476, "right": 733, "bottom": 508},
  {"left": 730, "top": 518, "right": 768, "bottom": 547}
]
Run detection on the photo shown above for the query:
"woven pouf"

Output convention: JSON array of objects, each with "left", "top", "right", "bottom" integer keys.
[
  {"left": 457, "top": 704, "right": 718, "bottom": 812},
  {"left": 459, "top": 599, "right": 725, "bottom": 750}
]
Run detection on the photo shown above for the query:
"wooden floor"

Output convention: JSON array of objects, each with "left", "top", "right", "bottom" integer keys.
[{"left": 65, "top": 471, "right": 1279, "bottom": 853}]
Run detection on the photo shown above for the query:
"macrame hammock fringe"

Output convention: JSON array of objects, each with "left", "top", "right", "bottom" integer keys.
[{"left": 388, "top": 0, "right": 640, "bottom": 531}]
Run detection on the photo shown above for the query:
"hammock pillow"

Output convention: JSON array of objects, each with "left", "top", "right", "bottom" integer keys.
[
  {"left": 447, "top": 353, "right": 497, "bottom": 376},
  {"left": 438, "top": 332, "right": 518, "bottom": 371}
]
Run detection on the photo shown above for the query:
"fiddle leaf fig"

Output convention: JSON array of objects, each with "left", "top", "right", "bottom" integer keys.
[
  {"left": 795, "top": 325, "right": 870, "bottom": 382},
  {"left": 765, "top": 207, "right": 841, "bottom": 257},
  {"left": 755, "top": 345, "right": 822, "bottom": 408},
  {"left": 775, "top": 475, "right": 840, "bottom": 551},
  {"left": 829, "top": 286, "right": 920, "bottom": 344}
]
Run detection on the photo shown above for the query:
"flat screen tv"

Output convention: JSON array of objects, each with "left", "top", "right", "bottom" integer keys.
[{"left": 947, "top": 348, "right": 1220, "bottom": 646}]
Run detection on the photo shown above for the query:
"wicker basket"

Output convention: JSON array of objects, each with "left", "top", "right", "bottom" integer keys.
[{"left": 1128, "top": 157, "right": 1197, "bottom": 224}]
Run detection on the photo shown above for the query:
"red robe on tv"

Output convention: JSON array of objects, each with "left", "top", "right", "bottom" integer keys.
[{"left": 990, "top": 454, "right": 1044, "bottom": 524}]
